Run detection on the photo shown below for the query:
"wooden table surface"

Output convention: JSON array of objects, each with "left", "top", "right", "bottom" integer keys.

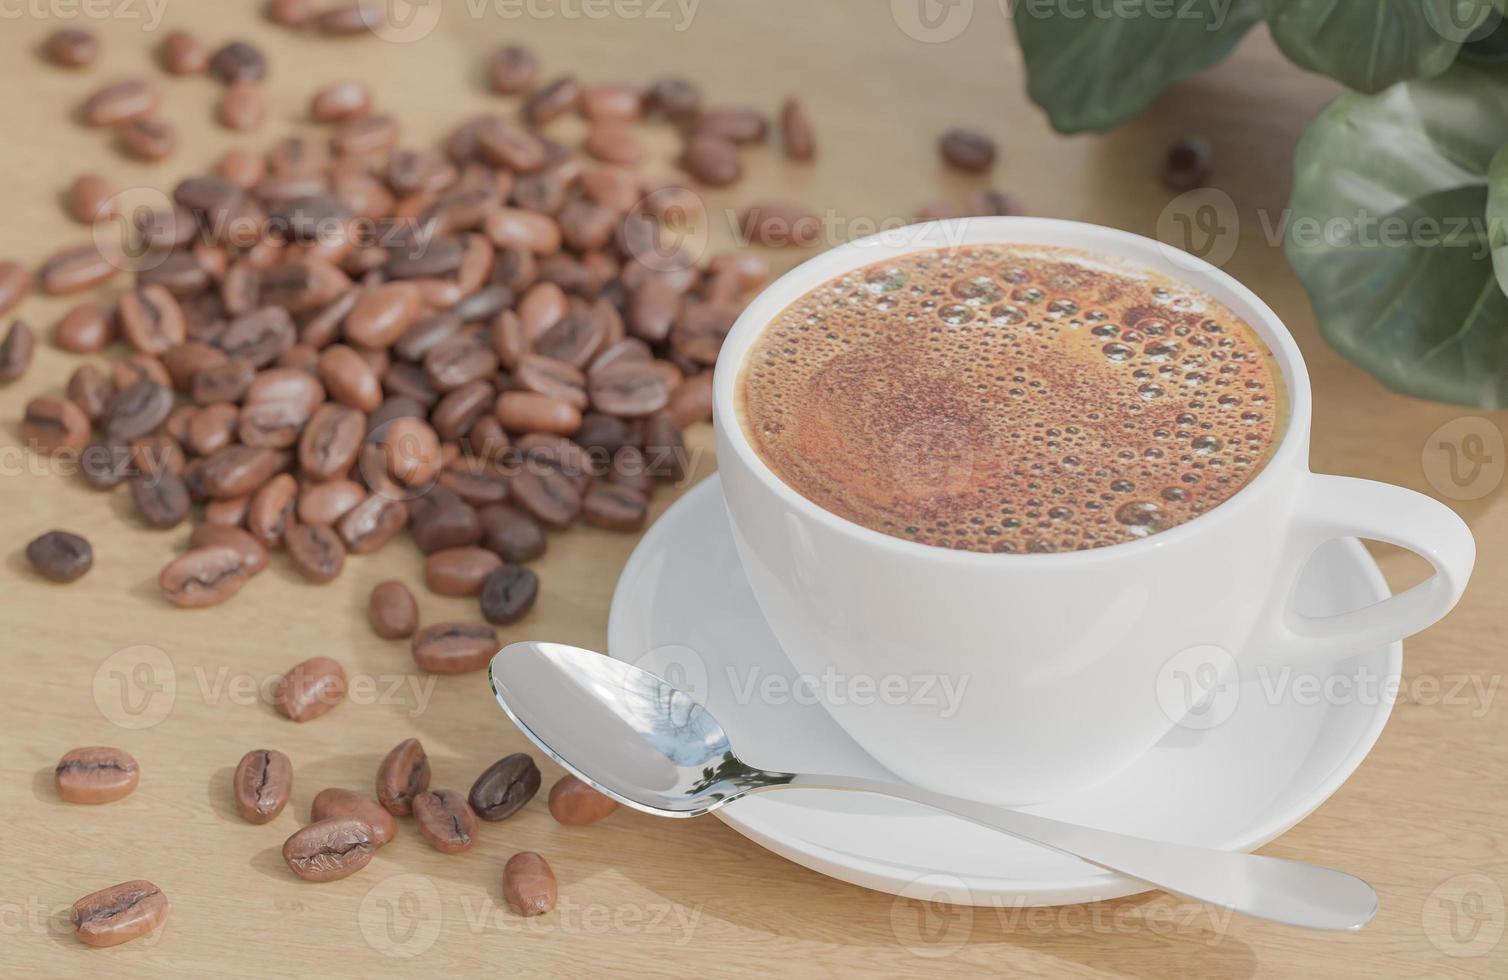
[{"left": 1, "top": 3, "right": 1503, "bottom": 977}]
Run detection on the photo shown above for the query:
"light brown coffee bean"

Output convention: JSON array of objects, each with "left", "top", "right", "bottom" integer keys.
[
  {"left": 0, "top": 261, "right": 30, "bottom": 318},
  {"left": 39, "top": 244, "right": 119, "bottom": 295},
  {"left": 190, "top": 359, "right": 255, "bottom": 405},
  {"left": 548, "top": 773, "right": 619, "bottom": 825},
  {"left": 582, "top": 483, "right": 648, "bottom": 532},
  {"left": 71, "top": 880, "right": 167, "bottom": 948},
  {"left": 233, "top": 749, "right": 293, "bottom": 824},
  {"left": 119, "top": 285, "right": 186, "bottom": 354},
  {"left": 939, "top": 128, "right": 996, "bottom": 172},
  {"left": 681, "top": 134, "right": 741, "bottom": 186},
  {"left": 487, "top": 45, "right": 538, "bottom": 94},
  {"left": 189, "top": 524, "right": 269, "bottom": 575},
  {"left": 696, "top": 106, "right": 769, "bottom": 144},
  {"left": 740, "top": 201, "right": 823, "bottom": 248},
  {"left": 23, "top": 396, "right": 89, "bottom": 453},
  {"left": 273, "top": 655, "right": 347, "bottom": 721},
  {"left": 310, "top": 80, "right": 371, "bottom": 123},
  {"left": 424, "top": 546, "right": 503, "bottom": 597},
  {"left": 334, "top": 114, "right": 400, "bottom": 156},
  {"left": 524, "top": 75, "right": 580, "bottom": 125},
  {"left": 337, "top": 494, "right": 409, "bottom": 554},
  {"left": 202, "top": 444, "right": 283, "bottom": 498},
  {"left": 298, "top": 480, "right": 366, "bottom": 526},
  {"left": 219, "top": 81, "right": 267, "bottom": 131},
  {"left": 282, "top": 817, "right": 375, "bottom": 882},
  {"left": 412, "top": 789, "right": 478, "bottom": 854},
  {"left": 44, "top": 28, "right": 99, "bottom": 68},
  {"left": 310, "top": 788, "right": 396, "bottom": 846},
  {"left": 118, "top": 118, "right": 178, "bottom": 162},
  {"left": 66, "top": 175, "right": 116, "bottom": 225},
  {"left": 588, "top": 361, "right": 672, "bottom": 418},
  {"left": 56, "top": 746, "right": 139, "bottom": 804},
  {"left": 185, "top": 403, "right": 238, "bottom": 455},
  {"left": 82, "top": 79, "right": 159, "bottom": 127},
  {"left": 666, "top": 371, "right": 713, "bottom": 428},
  {"left": 376, "top": 738, "right": 431, "bottom": 816},
  {"left": 161, "top": 30, "right": 208, "bottom": 74},
  {"left": 495, "top": 391, "right": 581, "bottom": 436},
  {"left": 779, "top": 97, "right": 816, "bottom": 160},
  {"left": 318, "top": 344, "right": 382, "bottom": 412},
  {"left": 508, "top": 467, "right": 581, "bottom": 529},
  {"left": 485, "top": 208, "right": 562, "bottom": 255},
  {"left": 583, "top": 122, "right": 642, "bottom": 166},
  {"left": 66, "top": 369, "right": 112, "bottom": 428},
  {"left": 345, "top": 282, "right": 422, "bottom": 348},
  {"left": 375, "top": 416, "right": 441, "bottom": 486},
  {"left": 410, "top": 621, "right": 499, "bottom": 675},
  {"left": 299, "top": 402, "right": 365, "bottom": 481},
  {"left": 504, "top": 852, "right": 557, "bottom": 916},
  {"left": 246, "top": 366, "right": 325, "bottom": 413},
  {"left": 267, "top": 0, "right": 312, "bottom": 25},
  {"left": 368, "top": 581, "right": 418, "bottom": 639},
  {"left": 0, "top": 319, "right": 35, "bottom": 383},
  {"left": 160, "top": 546, "right": 251, "bottom": 607},
  {"left": 285, "top": 522, "right": 347, "bottom": 583}
]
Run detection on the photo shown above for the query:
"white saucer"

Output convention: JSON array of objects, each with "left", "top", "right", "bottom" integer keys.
[{"left": 607, "top": 476, "right": 1401, "bottom": 906}]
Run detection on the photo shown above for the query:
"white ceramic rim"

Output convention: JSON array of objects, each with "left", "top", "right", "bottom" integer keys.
[
  {"left": 608, "top": 476, "right": 1400, "bottom": 904},
  {"left": 712, "top": 217, "right": 1315, "bottom": 565}
]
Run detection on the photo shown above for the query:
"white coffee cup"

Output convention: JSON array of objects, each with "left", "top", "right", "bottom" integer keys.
[{"left": 711, "top": 217, "right": 1475, "bottom": 805}]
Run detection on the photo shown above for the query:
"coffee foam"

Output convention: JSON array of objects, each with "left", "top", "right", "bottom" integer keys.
[{"left": 737, "top": 245, "right": 1284, "bottom": 553}]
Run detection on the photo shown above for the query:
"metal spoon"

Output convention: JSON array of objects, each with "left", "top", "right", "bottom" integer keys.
[{"left": 488, "top": 641, "right": 1377, "bottom": 931}]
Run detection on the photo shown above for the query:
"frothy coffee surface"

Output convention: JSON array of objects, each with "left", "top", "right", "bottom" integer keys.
[{"left": 738, "top": 245, "right": 1284, "bottom": 553}]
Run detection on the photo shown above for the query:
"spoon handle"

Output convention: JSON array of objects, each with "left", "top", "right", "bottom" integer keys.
[{"left": 781, "top": 774, "right": 1377, "bottom": 931}]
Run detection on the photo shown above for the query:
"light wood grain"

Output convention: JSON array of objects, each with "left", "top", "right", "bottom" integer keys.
[{"left": 0, "top": 3, "right": 1504, "bottom": 977}]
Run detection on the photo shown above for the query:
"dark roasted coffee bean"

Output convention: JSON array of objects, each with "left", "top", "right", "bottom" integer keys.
[
  {"left": 645, "top": 76, "right": 700, "bottom": 120},
  {"left": 82, "top": 79, "right": 160, "bottom": 127},
  {"left": 582, "top": 483, "right": 649, "bottom": 532},
  {"left": 376, "top": 738, "right": 431, "bottom": 816},
  {"left": 524, "top": 76, "right": 580, "bottom": 126},
  {"left": 369, "top": 580, "right": 418, "bottom": 639},
  {"left": 71, "top": 880, "right": 167, "bottom": 947},
  {"left": 1161, "top": 136, "right": 1213, "bottom": 191},
  {"left": 80, "top": 439, "right": 133, "bottom": 490},
  {"left": 56, "top": 746, "right": 139, "bottom": 804},
  {"left": 575, "top": 413, "right": 635, "bottom": 456},
  {"left": 479, "top": 504, "right": 546, "bottom": 562},
  {"left": 119, "top": 118, "right": 178, "bottom": 162},
  {"left": 412, "top": 788, "right": 477, "bottom": 854},
  {"left": 160, "top": 545, "right": 251, "bottom": 607},
  {"left": 132, "top": 470, "right": 191, "bottom": 529},
  {"left": 311, "top": 788, "right": 396, "bottom": 847},
  {"left": 44, "top": 28, "right": 99, "bottom": 68},
  {"left": 488, "top": 45, "right": 538, "bottom": 93},
  {"left": 189, "top": 524, "right": 269, "bottom": 575},
  {"left": 939, "top": 128, "right": 996, "bottom": 172},
  {"left": 411, "top": 490, "right": 482, "bottom": 553},
  {"left": 209, "top": 41, "right": 267, "bottom": 83},
  {"left": 285, "top": 523, "right": 346, "bottom": 583},
  {"left": 336, "top": 493, "right": 408, "bottom": 554},
  {"left": 299, "top": 402, "right": 365, "bottom": 481},
  {"left": 282, "top": 817, "right": 375, "bottom": 882},
  {"left": 469, "top": 754, "right": 540, "bottom": 822},
  {"left": 39, "top": 244, "right": 119, "bottom": 295},
  {"left": 411, "top": 621, "right": 498, "bottom": 675},
  {"left": 202, "top": 444, "right": 283, "bottom": 498},
  {"left": 548, "top": 773, "right": 618, "bottom": 825},
  {"left": 424, "top": 546, "right": 502, "bottom": 597},
  {"left": 504, "top": 852, "right": 557, "bottom": 917},
  {"left": 672, "top": 301, "right": 738, "bottom": 365},
  {"left": 21, "top": 396, "right": 87, "bottom": 455},
  {"left": 26, "top": 531, "right": 93, "bottom": 583},
  {"left": 274, "top": 655, "right": 346, "bottom": 721},
  {"left": 681, "top": 134, "right": 740, "bottom": 186},
  {"left": 233, "top": 749, "right": 293, "bottom": 824},
  {"left": 509, "top": 467, "right": 581, "bottom": 529},
  {"left": 479, "top": 563, "right": 539, "bottom": 625},
  {"left": 0, "top": 319, "right": 34, "bottom": 382}
]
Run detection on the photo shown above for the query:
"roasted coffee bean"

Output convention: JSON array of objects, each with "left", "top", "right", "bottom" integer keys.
[
  {"left": 548, "top": 773, "right": 619, "bottom": 825},
  {"left": 524, "top": 76, "right": 581, "bottom": 126},
  {"left": 66, "top": 174, "right": 116, "bottom": 226},
  {"left": 469, "top": 754, "right": 540, "bottom": 822},
  {"left": 209, "top": 40, "right": 267, "bottom": 83},
  {"left": 779, "top": 97, "right": 816, "bottom": 160},
  {"left": 82, "top": 79, "right": 159, "bottom": 127},
  {"left": 582, "top": 483, "right": 648, "bottom": 532},
  {"left": 44, "top": 28, "right": 99, "bottom": 68},
  {"left": 311, "top": 80, "right": 371, "bottom": 123},
  {"left": 479, "top": 504, "right": 546, "bottom": 562},
  {"left": 247, "top": 473, "right": 297, "bottom": 548},
  {"left": 99, "top": 382, "right": 171, "bottom": 446},
  {"left": 430, "top": 380, "right": 494, "bottom": 440},
  {"left": 161, "top": 30, "right": 208, "bottom": 74},
  {"left": 119, "top": 117, "right": 177, "bottom": 161},
  {"left": 39, "top": 244, "right": 118, "bottom": 295},
  {"left": 496, "top": 391, "right": 580, "bottom": 436},
  {"left": 410, "top": 621, "right": 498, "bottom": 675},
  {"left": 666, "top": 372, "right": 713, "bottom": 428},
  {"left": 189, "top": 524, "right": 269, "bottom": 575},
  {"left": 268, "top": 0, "right": 313, "bottom": 25},
  {"left": 588, "top": 361, "right": 670, "bottom": 418},
  {"left": 672, "top": 301, "right": 737, "bottom": 365},
  {"left": 56, "top": 746, "right": 139, "bottom": 804},
  {"left": 233, "top": 749, "right": 293, "bottom": 824},
  {"left": 274, "top": 655, "right": 347, "bottom": 721},
  {"left": 581, "top": 82, "right": 643, "bottom": 122},
  {"left": 479, "top": 563, "right": 539, "bottom": 625},
  {"left": 26, "top": 530, "right": 93, "bottom": 583},
  {"left": 222, "top": 307, "right": 296, "bottom": 367},
  {"left": 132, "top": 470, "right": 191, "bottom": 529},
  {"left": 645, "top": 76, "right": 701, "bottom": 120},
  {"left": 375, "top": 416, "right": 441, "bottom": 486},
  {"left": 285, "top": 522, "right": 347, "bottom": 583},
  {"left": 316, "top": 2, "right": 379, "bottom": 34},
  {"left": 583, "top": 122, "right": 642, "bottom": 167},
  {"left": 299, "top": 402, "right": 366, "bottom": 481},
  {"left": 643, "top": 413, "right": 687, "bottom": 482},
  {"left": 626, "top": 277, "right": 680, "bottom": 344},
  {"left": 282, "top": 817, "right": 375, "bottom": 882},
  {"left": 311, "top": 788, "right": 396, "bottom": 847},
  {"left": 318, "top": 344, "right": 382, "bottom": 412},
  {"left": 260, "top": 260, "right": 351, "bottom": 315},
  {"left": 79, "top": 439, "right": 133, "bottom": 490},
  {"left": 191, "top": 358, "right": 256, "bottom": 405},
  {"left": 437, "top": 462, "right": 511, "bottom": 508},
  {"left": 336, "top": 494, "right": 409, "bottom": 553},
  {"left": 503, "top": 852, "right": 557, "bottom": 917},
  {"left": 368, "top": 581, "right": 418, "bottom": 639},
  {"left": 376, "top": 738, "right": 431, "bottom": 816},
  {"left": 202, "top": 444, "right": 283, "bottom": 498},
  {"left": 71, "top": 880, "right": 167, "bottom": 947},
  {"left": 298, "top": 480, "right": 366, "bottom": 526},
  {"left": 681, "top": 134, "right": 741, "bottom": 186},
  {"left": 65, "top": 367, "right": 113, "bottom": 424},
  {"left": 345, "top": 282, "right": 422, "bottom": 348},
  {"left": 119, "top": 285, "right": 186, "bottom": 354},
  {"left": 0, "top": 319, "right": 34, "bottom": 382},
  {"left": 141, "top": 253, "right": 212, "bottom": 299},
  {"left": 1161, "top": 136, "right": 1213, "bottom": 191},
  {"left": 424, "top": 327, "right": 498, "bottom": 392},
  {"left": 160, "top": 545, "right": 251, "bottom": 607},
  {"left": 185, "top": 402, "right": 238, "bottom": 455},
  {"left": 23, "top": 396, "right": 90, "bottom": 454},
  {"left": 238, "top": 402, "right": 305, "bottom": 449},
  {"left": 204, "top": 495, "right": 251, "bottom": 526},
  {"left": 334, "top": 114, "right": 400, "bottom": 156},
  {"left": 410, "top": 489, "right": 482, "bottom": 553},
  {"left": 487, "top": 45, "right": 538, "bottom": 93},
  {"left": 424, "top": 546, "right": 502, "bottom": 597},
  {"left": 509, "top": 467, "right": 581, "bottom": 529},
  {"left": 696, "top": 106, "right": 769, "bottom": 144},
  {"left": 219, "top": 81, "right": 267, "bottom": 131},
  {"left": 939, "top": 128, "right": 996, "bottom": 172},
  {"left": 0, "top": 261, "right": 30, "bottom": 317},
  {"left": 412, "top": 788, "right": 478, "bottom": 854},
  {"left": 246, "top": 366, "right": 325, "bottom": 413}
]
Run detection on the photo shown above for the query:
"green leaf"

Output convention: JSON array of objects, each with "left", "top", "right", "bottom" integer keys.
[
  {"left": 1286, "top": 63, "right": 1508, "bottom": 408},
  {"left": 1012, "top": 0, "right": 1263, "bottom": 133},
  {"left": 1263, "top": 0, "right": 1494, "bottom": 93}
]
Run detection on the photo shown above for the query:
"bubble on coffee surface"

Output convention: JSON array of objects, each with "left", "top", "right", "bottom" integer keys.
[{"left": 738, "top": 245, "right": 1283, "bottom": 553}]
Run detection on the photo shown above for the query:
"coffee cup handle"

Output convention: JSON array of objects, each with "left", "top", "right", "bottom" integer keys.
[{"left": 1255, "top": 474, "right": 1474, "bottom": 657}]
